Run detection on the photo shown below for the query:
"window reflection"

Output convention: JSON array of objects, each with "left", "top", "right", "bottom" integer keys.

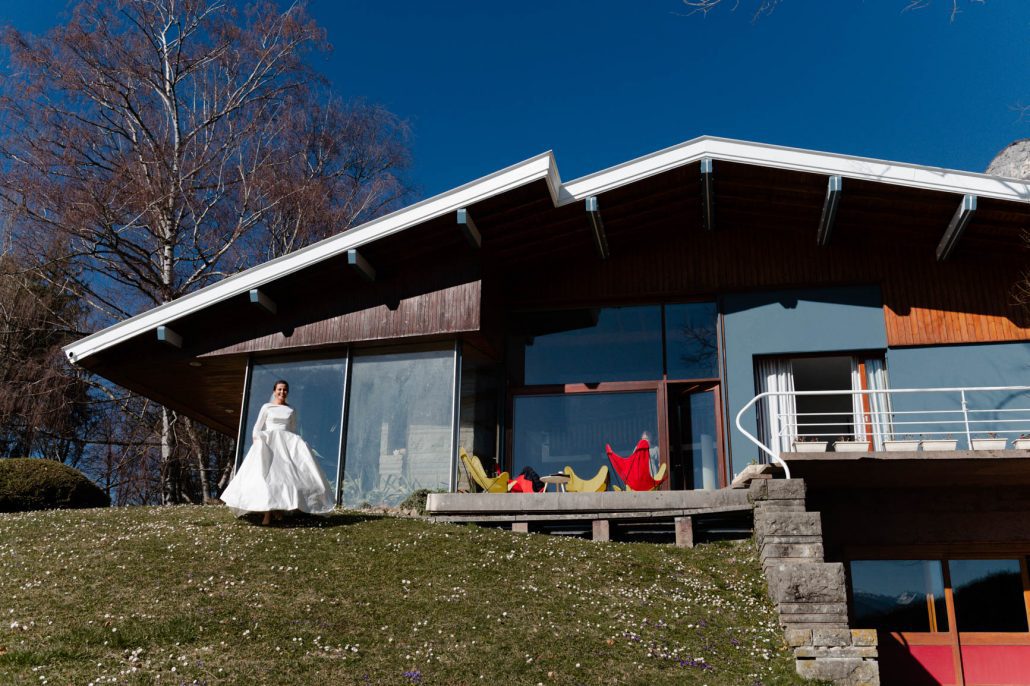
[
  {"left": 342, "top": 349, "right": 454, "bottom": 508},
  {"left": 240, "top": 356, "right": 347, "bottom": 486},
  {"left": 688, "top": 393, "right": 718, "bottom": 490},
  {"left": 458, "top": 346, "right": 500, "bottom": 491},
  {"left": 513, "top": 392, "right": 656, "bottom": 484},
  {"left": 514, "top": 306, "right": 662, "bottom": 385},
  {"left": 951, "top": 559, "right": 1028, "bottom": 632},
  {"left": 850, "top": 560, "right": 948, "bottom": 632},
  {"left": 666, "top": 302, "right": 719, "bottom": 379}
]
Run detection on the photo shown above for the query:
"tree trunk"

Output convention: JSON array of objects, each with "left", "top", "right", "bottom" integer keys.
[
  {"left": 160, "top": 406, "right": 175, "bottom": 504},
  {"left": 184, "top": 418, "right": 209, "bottom": 501}
]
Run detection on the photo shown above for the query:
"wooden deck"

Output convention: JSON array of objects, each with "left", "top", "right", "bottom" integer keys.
[{"left": 426, "top": 489, "right": 753, "bottom": 546}]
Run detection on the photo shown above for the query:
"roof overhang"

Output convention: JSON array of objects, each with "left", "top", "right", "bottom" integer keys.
[{"left": 64, "top": 134, "right": 1030, "bottom": 373}]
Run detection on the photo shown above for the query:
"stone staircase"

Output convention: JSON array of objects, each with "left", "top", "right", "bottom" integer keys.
[{"left": 749, "top": 478, "right": 879, "bottom": 686}]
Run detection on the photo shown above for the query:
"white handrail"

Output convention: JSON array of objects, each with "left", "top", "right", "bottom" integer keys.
[{"left": 735, "top": 386, "right": 1030, "bottom": 480}]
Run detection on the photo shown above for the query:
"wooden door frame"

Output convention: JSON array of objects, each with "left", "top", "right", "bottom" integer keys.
[{"left": 506, "top": 378, "right": 726, "bottom": 487}]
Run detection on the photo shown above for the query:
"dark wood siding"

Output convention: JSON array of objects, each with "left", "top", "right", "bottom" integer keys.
[
  {"left": 207, "top": 280, "right": 481, "bottom": 356},
  {"left": 497, "top": 211, "right": 1030, "bottom": 347}
]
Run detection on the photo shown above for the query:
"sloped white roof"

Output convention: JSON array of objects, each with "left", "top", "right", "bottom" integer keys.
[{"left": 64, "top": 135, "right": 1030, "bottom": 364}]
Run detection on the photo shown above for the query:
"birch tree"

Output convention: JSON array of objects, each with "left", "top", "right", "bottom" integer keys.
[{"left": 0, "top": 0, "right": 410, "bottom": 502}]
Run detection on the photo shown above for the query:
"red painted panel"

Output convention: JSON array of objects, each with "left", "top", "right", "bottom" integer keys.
[
  {"left": 879, "top": 639, "right": 955, "bottom": 685},
  {"left": 962, "top": 645, "right": 1030, "bottom": 685}
]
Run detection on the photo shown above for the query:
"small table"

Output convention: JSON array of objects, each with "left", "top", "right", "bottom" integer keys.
[{"left": 539, "top": 473, "right": 570, "bottom": 493}]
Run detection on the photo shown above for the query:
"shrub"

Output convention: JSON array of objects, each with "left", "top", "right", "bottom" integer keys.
[
  {"left": 398, "top": 488, "right": 436, "bottom": 516},
  {"left": 0, "top": 458, "right": 110, "bottom": 512}
]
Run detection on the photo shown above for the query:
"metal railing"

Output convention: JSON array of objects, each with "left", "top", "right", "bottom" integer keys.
[{"left": 735, "top": 386, "right": 1030, "bottom": 479}]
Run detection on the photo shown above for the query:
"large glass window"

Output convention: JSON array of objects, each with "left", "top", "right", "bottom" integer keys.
[
  {"left": 666, "top": 302, "right": 719, "bottom": 379},
  {"left": 514, "top": 306, "right": 663, "bottom": 385},
  {"left": 850, "top": 560, "right": 949, "bottom": 632},
  {"left": 458, "top": 345, "right": 500, "bottom": 491},
  {"left": 951, "top": 559, "right": 1028, "bottom": 632},
  {"left": 342, "top": 349, "right": 455, "bottom": 508},
  {"left": 512, "top": 392, "right": 656, "bottom": 483},
  {"left": 688, "top": 392, "right": 719, "bottom": 490},
  {"left": 239, "top": 356, "right": 348, "bottom": 485}
]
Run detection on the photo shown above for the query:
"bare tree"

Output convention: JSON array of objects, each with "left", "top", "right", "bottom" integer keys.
[
  {"left": 681, "top": 0, "right": 984, "bottom": 22},
  {"left": 0, "top": 0, "right": 410, "bottom": 503},
  {"left": 0, "top": 253, "right": 91, "bottom": 463}
]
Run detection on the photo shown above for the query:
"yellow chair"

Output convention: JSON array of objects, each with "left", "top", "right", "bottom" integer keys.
[
  {"left": 459, "top": 448, "right": 510, "bottom": 493},
  {"left": 562, "top": 465, "right": 609, "bottom": 492}
]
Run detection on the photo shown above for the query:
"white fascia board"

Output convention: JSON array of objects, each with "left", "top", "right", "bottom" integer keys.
[
  {"left": 65, "top": 135, "right": 1030, "bottom": 365},
  {"left": 64, "top": 151, "right": 559, "bottom": 364},
  {"left": 561, "top": 136, "right": 1030, "bottom": 204}
]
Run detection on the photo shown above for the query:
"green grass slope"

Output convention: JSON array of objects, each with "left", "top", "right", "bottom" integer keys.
[{"left": 0, "top": 506, "right": 814, "bottom": 685}]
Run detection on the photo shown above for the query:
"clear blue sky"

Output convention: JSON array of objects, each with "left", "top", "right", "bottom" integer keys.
[{"left": 5, "top": 1, "right": 1030, "bottom": 198}]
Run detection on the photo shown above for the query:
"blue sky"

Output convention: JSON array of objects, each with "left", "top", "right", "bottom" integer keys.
[{"left": 5, "top": 1, "right": 1030, "bottom": 198}]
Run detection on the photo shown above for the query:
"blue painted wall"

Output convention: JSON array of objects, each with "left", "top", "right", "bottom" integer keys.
[
  {"left": 886, "top": 342, "right": 1030, "bottom": 448},
  {"left": 723, "top": 286, "right": 888, "bottom": 476}
]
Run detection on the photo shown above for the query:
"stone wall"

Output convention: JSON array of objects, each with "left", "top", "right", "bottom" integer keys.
[{"left": 749, "top": 478, "right": 879, "bottom": 686}]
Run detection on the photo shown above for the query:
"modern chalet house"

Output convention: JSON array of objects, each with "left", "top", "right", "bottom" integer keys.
[{"left": 65, "top": 136, "right": 1030, "bottom": 686}]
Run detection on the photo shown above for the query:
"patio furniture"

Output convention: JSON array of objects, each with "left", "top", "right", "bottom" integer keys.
[
  {"left": 606, "top": 439, "right": 667, "bottom": 491},
  {"left": 540, "top": 473, "right": 571, "bottom": 492},
  {"left": 562, "top": 465, "right": 609, "bottom": 492},
  {"left": 509, "top": 473, "right": 541, "bottom": 492},
  {"left": 459, "top": 448, "right": 510, "bottom": 493}
]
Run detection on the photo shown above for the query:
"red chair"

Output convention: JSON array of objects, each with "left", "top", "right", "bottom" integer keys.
[
  {"left": 508, "top": 474, "right": 540, "bottom": 493},
  {"left": 606, "top": 439, "right": 667, "bottom": 491}
]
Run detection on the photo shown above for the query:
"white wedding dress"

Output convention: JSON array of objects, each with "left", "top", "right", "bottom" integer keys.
[{"left": 221, "top": 403, "right": 336, "bottom": 516}]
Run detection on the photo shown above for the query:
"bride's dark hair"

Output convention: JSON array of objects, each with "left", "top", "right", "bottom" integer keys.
[{"left": 270, "top": 379, "right": 289, "bottom": 403}]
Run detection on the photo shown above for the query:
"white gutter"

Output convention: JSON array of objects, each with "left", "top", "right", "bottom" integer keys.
[{"left": 64, "top": 135, "right": 1030, "bottom": 364}]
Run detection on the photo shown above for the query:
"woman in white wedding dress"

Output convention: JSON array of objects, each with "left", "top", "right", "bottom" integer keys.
[{"left": 221, "top": 379, "right": 335, "bottom": 524}]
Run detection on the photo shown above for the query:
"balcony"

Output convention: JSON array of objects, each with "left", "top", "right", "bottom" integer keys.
[{"left": 736, "top": 386, "right": 1030, "bottom": 480}]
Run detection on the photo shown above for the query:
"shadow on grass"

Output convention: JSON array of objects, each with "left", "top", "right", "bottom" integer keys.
[{"left": 235, "top": 510, "right": 384, "bottom": 529}]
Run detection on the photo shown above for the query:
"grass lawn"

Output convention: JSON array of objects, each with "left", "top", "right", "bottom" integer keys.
[{"left": 0, "top": 505, "right": 820, "bottom": 685}]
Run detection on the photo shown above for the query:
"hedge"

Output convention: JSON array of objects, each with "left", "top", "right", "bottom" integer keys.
[{"left": 0, "top": 458, "right": 110, "bottom": 512}]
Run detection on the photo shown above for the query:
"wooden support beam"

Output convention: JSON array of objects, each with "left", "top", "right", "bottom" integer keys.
[
  {"left": 156, "top": 325, "right": 182, "bottom": 349},
  {"left": 700, "top": 157, "right": 715, "bottom": 232},
  {"left": 456, "top": 208, "right": 481, "bottom": 248},
  {"left": 816, "top": 175, "right": 843, "bottom": 246},
  {"left": 585, "top": 195, "right": 609, "bottom": 259},
  {"left": 346, "top": 249, "right": 376, "bottom": 281},
  {"left": 248, "top": 288, "right": 277, "bottom": 314},
  {"left": 936, "top": 194, "right": 977, "bottom": 261}
]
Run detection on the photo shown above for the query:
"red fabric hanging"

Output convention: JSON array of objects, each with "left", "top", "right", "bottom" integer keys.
[{"left": 606, "top": 439, "right": 664, "bottom": 491}]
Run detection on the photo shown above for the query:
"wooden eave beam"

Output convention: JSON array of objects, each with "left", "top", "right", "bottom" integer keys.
[
  {"left": 700, "top": 157, "right": 715, "bottom": 232},
  {"left": 936, "top": 194, "right": 977, "bottom": 261},
  {"left": 156, "top": 325, "right": 182, "bottom": 348},
  {"left": 585, "top": 196, "right": 610, "bottom": 259},
  {"left": 816, "top": 175, "right": 843, "bottom": 246},
  {"left": 248, "top": 288, "right": 277, "bottom": 314},
  {"left": 346, "top": 248, "right": 376, "bottom": 281},
  {"left": 456, "top": 208, "right": 482, "bottom": 248}
]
